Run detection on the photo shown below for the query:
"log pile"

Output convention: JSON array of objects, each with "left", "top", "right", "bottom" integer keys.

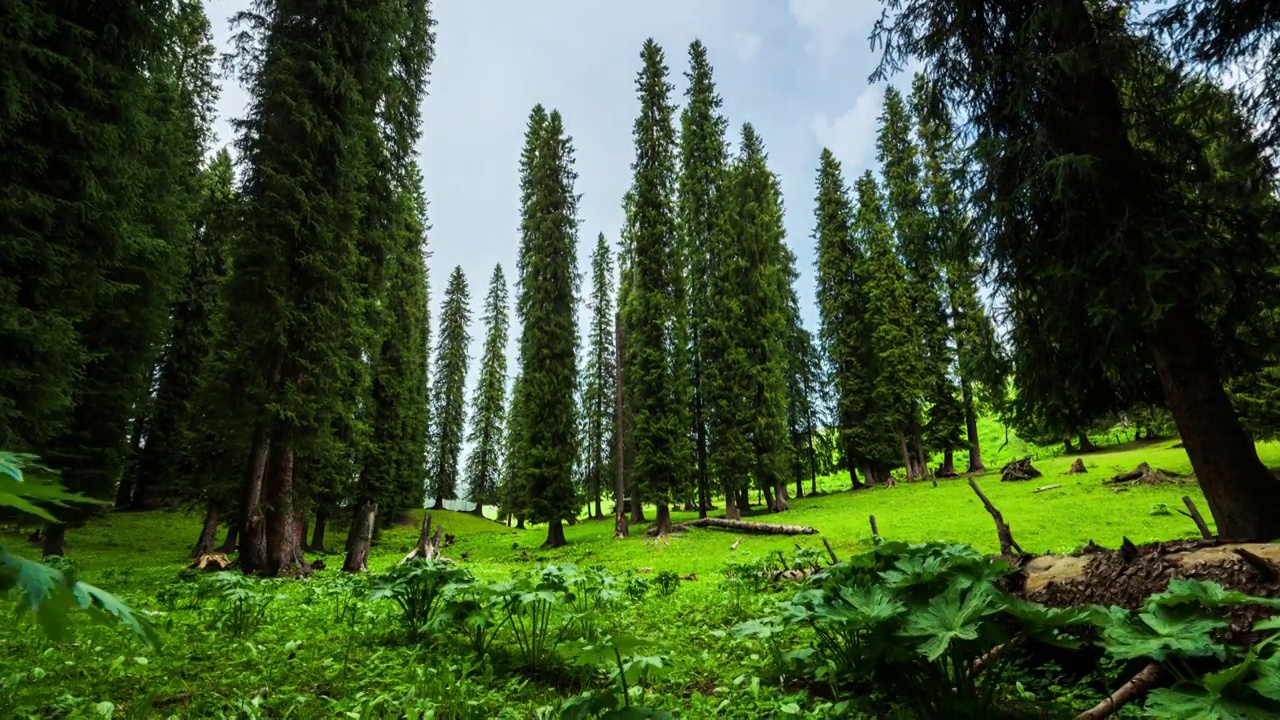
[
  {"left": 1103, "top": 462, "right": 1192, "bottom": 487},
  {"left": 1000, "top": 457, "right": 1042, "bottom": 482}
]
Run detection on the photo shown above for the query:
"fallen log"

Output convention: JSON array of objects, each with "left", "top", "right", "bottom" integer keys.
[
  {"left": 1033, "top": 484, "right": 1062, "bottom": 494},
  {"left": 648, "top": 516, "right": 818, "bottom": 536},
  {"left": 1000, "top": 457, "right": 1042, "bottom": 482}
]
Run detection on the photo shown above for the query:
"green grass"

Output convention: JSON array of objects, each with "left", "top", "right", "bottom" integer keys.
[{"left": 3, "top": 434, "right": 1277, "bottom": 718}]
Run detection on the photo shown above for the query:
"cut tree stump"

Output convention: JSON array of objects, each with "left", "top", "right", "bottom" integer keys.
[
  {"left": 1104, "top": 462, "right": 1191, "bottom": 486},
  {"left": 647, "top": 516, "right": 818, "bottom": 536},
  {"left": 1000, "top": 457, "right": 1042, "bottom": 482},
  {"left": 1067, "top": 458, "right": 1087, "bottom": 475},
  {"left": 402, "top": 513, "right": 445, "bottom": 563},
  {"left": 188, "top": 553, "right": 232, "bottom": 572}
]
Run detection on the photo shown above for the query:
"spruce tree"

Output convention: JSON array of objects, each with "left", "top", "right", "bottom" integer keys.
[
  {"left": 580, "top": 234, "right": 617, "bottom": 519},
  {"left": 497, "top": 373, "right": 527, "bottom": 527},
  {"left": 465, "top": 264, "right": 509, "bottom": 516},
  {"left": 676, "top": 39, "right": 730, "bottom": 518},
  {"left": 855, "top": 171, "right": 924, "bottom": 478},
  {"left": 910, "top": 73, "right": 1000, "bottom": 473},
  {"left": 875, "top": 85, "right": 960, "bottom": 480},
  {"left": 220, "top": 0, "right": 401, "bottom": 575},
  {"left": 620, "top": 40, "right": 688, "bottom": 536},
  {"left": 811, "top": 149, "right": 878, "bottom": 488},
  {"left": 514, "top": 107, "right": 581, "bottom": 547},
  {"left": 429, "top": 266, "right": 471, "bottom": 510}
]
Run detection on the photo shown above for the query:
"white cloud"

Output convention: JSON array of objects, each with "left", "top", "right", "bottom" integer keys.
[
  {"left": 732, "top": 32, "right": 761, "bottom": 62},
  {"left": 811, "top": 83, "right": 884, "bottom": 174},
  {"left": 787, "top": 0, "right": 881, "bottom": 65}
]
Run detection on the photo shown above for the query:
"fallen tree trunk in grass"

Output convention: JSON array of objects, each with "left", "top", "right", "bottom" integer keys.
[
  {"left": 647, "top": 516, "right": 818, "bottom": 536},
  {"left": 1104, "top": 462, "right": 1192, "bottom": 487}
]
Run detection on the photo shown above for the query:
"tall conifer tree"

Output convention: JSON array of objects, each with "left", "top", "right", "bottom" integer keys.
[
  {"left": 514, "top": 107, "right": 581, "bottom": 547},
  {"left": 581, "top": 234, "right": 617, "bottom": 519},
  {"left": 620, "top": 40, "right": 687, "bottom": 536},
  {"left": 465, "top": 264, "right": 509, "bottom": 516},
  {"left": 676, "top": 40, "right": 729, "bottom": 518},
  {"left": 429, "top": 267, "right": 471, "bottom": 510}
]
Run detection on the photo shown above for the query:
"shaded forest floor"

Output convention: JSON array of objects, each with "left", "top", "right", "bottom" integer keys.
[{"left": 2, "top": 436, "right": 1278, "bottom": 718}]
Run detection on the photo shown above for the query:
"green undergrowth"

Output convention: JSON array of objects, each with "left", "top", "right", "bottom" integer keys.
[{"left": 3, "top": 437, "right": 1280, "bottom": 718}]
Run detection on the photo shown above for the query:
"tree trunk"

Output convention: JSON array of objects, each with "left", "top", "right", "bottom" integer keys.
[
  {"left": 1064, "top": 437, "right": 1076, "bottom": 454},
  {"left": 860, "top": 464, "right": 877, "bottom": 488},
  {"left": 516, "top": 516, "right": 526, "bottom": 529},
  {"left": 1147, "top": 303, "right": 1280, "bottom": 540},
  {"left": 430, "top": 495, "right": 444, "bottom": 510},
  {"left": 41, "top": 523, "right": 67, "bottom": 558},
  {"left": 629, "top": 490, "right": 645, "bottom": 523},
  {"left": 116, "top": 413, "right": 145, "bottom": 508},
  {"left": 695, "top": 400, "right": 710, "bottom": 520},
  {"left": 543, "top": 518, "right": 567, "bottom": 548},
  {"left": 261, "top": 440, "right": 310, "bottom": 577},
  {"left": 343, "top": 500, "right": 377, "bottom": 573},
  {"left": 759, "top": 475, "right": 775, "bottom": 513},
  {"left": 795, "top": 476, "right": 804, "bottom": 499},
  {"left": 737, "top": 486, "right": 751, "bottom": 511},
  {"left": 942, "top": 449, "right": 957, "bottom": 477},
  {"left": 656, "top": 516, "right": 818, "bottom": 536},
  {"left": 963, "top": 381, "right": 985, "bottom": 472},
  {"left": 899, "top": 433, "right": 915, "bottom": 481},
  {"left": 1078, "top": 432, "right": 1096, "bottom": 453},
  {"left": 772, "top": 478, "right": 790, "bottom": 512},
  {"left": 914, "top": 432, "right": 930, "bottom": 480},
  {"left": 652, "top": 502, "right": 674, "bottom": 537},
  {"left": 845, "top": 437, "right": 865, "bottom": 489},
  {"left": 593, "top": 494, "right": 603, "bottom": 520},
  {"left": 191, "top": 501, "right": 221, "bottom": 558},
  {"left": 218, "top": 524, "right": 239, "bottom": 554},
  {"left": 239, "top": 432, "right": 270, "bottom": 574},
  {"left": 309, "top": 506, "right": 329, "bottom": 553},
  {"left": 724, "top": 480, "right": 741, "bottom": 520},
  {"left": 613, "top": 311, "right": 630, "bottom": 538},
  {"left": 469, "top": 501, "right": 485, "bottom": 517}
]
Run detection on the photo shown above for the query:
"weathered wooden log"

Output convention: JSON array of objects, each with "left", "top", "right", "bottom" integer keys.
[
  {"left": 1178, "top": 496, "right": 1213, "bottom": 539},
  {"left": 1075, "top": 663, "right": 1159, "bottom": 720},
  {"left": 1033, "top": 484, "right": 1062, "bottom": 494},
  {"left": 1000, "top": 457, "right": 1042, "bottom": 482},
  {"left": 650, "top": 516, "right": 819, "bottom": 536},
  {"left": 969, "top": 479, "right": 1023, "bottom": 555}
]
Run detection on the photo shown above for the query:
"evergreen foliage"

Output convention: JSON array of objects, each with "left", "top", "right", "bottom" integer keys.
[
  {"left": 465, "top": 264, "right": 509, "bottom": 514},
  {"left": 513, "top": 107, "right": 581, "bottom": 547},
  {"left": 676, "top": 40, "right": 730, "bottom": 517},
  {"left": 429, "top": 267, "right": 471, "bottom": 510},
  {"left": 619, "top": 40, "right": 688, "bottom": 535},
  {"left": 580, "top": 235, "right": 617, "bottom": 519}
]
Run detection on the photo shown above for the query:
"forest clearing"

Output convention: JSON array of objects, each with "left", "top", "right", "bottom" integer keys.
[{"left": 6, "top": 0, "right": 1280, "bottom": 718}]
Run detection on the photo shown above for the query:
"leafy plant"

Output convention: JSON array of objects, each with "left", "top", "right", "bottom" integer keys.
[
  {"left": 370, "top": 558, "right": 473, "bottom": 637},
  {"left": 497, "top": 565, "right": 575, "bottom": 673},
  {"left": 204, "top": 571, "right": 280, "bottom": 638},
  {"left": 0, "top": 451, "right": 157, "bottom": 647},
  {"left": 1096, "top": 579, "right": 1280, "bottom": 717},
  {"left": 560, "top": 633, "right": 672, "bottom": 719},
  {"left": 652, "top": 571, "right": 679, "bottom": 597}
]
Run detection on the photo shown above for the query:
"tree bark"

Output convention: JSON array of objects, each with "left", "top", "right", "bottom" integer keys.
[
  {"left": 191, "top": 501, "right": 221, "bottom": 558},
  {"left": 543, "top": 518, "right": 567, "bottom": 548},
  {"left": 963, "top": 381, "right": 985, "bottom": 472},
  {"left": 695, "top": 398, "right": 710, "bottom": 520},
  {"left": 860, "top": 464, "right": 877, "bottom": 489},
  {"left": 239, "top": 431, "right": 270, "bottom": 574},
  {"left": 737, "top": 486, "right": 751, "bottom": 511},
  {"left": 914, "top": 431, "right": 930, "bottom": 480},
  {"left": 772, "top": 478, "right": 790, "bottom": 512},
  {"left": 515, "top": 516, "right": 525, "bottom": 529},
  {"left": 430, "top": 495, "right": 444, "bottom": 510},
  {"left": 309, "top": 505, "right": 329, "bottom": 553},
  {"left": 652, "top": 502, "right": 674, "bottom": 537},
  {"left": 116, "top": 412, "right": 145, "bottom": 508},
  {"left": 261, "top": 440, "right": 310, "bottom": 577},
  {"left": 217, "top": 523, "right": 239, "bottom": 553},
  {"left": 1078, "top": 432, "right": 1096, "bottom": 453},
  {"left": 1064, "top": 437, "right": 1076, "bottom": 454},
  {"left": 795, "top": 476, "right": 804, "bottom": 500},
  {"left": 342, "top": 500, "right": 377, "bottom": 573},
  {"left": 41, "top": 523, "right": 67, "bottom": 558},
  {"left": 941, "top": 449, "right": 957, "bottom": 477},
  {"left": 657, "top": 516, "right": 818, "bottom": 535},
  {"left": 613, "top": 312, "right": 630, "bottom": 538},
  {"left": 724, "top": 480, "right": 741, "bottom": 520},
  {"left": 899, "top": 433, "right": 915, "bottom": 482},
  {"left": 1148, "top": 303, "right": 1280, "bottom": 540}
]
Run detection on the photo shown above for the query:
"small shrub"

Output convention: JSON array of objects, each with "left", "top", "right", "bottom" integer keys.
[{"left": 369, "top": 558, "right": 472, "bottom": 637}]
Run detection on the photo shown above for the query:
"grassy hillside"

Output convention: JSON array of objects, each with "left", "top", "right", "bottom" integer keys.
[{"left": 3, "top": 436, "right": 1277, "bottom": 717}]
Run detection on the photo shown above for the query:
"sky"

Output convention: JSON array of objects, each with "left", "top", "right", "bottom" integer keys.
[{"left": 207, "top": 0, "right": 911, "bottom": 393}]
